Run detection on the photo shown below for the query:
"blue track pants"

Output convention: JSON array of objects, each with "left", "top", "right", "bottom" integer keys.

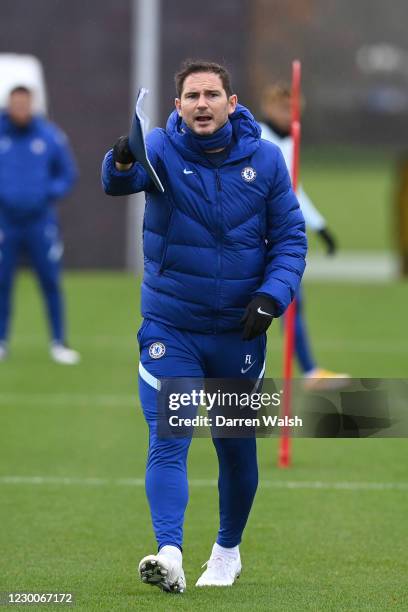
[
  {"left": 138, "top": 318, "right": 266, "bottom": 550},
  {"left": 0, "top": 210, "right": 65, "bottom": 343}
]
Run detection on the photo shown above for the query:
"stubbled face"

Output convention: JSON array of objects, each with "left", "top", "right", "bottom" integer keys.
[
  {"left": 8, "top": 91, "right": 33, "bottom": 127},
  {"left": 262, "top": 97, "right": 291, "bottom": 131},
  {"left": 175, "top": 72, "right": 237, "bottom": 135}
]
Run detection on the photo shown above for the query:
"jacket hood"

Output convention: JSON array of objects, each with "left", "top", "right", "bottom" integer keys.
[{"left": 166, "top": 103, "right": 261, "bottom": 165}]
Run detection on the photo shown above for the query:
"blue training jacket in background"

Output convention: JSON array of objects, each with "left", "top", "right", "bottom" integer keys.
[
  {"left": 0, "top": 112, "right": 77, "bottom": 221},
  {"left": 102, "top": 104, "right": 307, "bottom": 334}
]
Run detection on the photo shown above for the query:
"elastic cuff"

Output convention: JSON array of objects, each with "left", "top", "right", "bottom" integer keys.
[
  {"left": 216, "top": 537, "right": 241, "bottom": 548},
  {"left": 158, "top": 543, "right": 183, "bottom": 553},
  {"left": 109, "top": 151, "right": 137, "bottom": 177}
]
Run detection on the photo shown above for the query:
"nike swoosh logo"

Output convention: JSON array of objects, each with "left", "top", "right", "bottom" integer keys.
[
  {"left": 257, "top": 307, "right": 273, "bottom": 317},
  {"left": 241, "top": 361, "right": 255, "bottom": 374},
  {"left": 183, "top": 168, "right": 194, "bottom": 174}
]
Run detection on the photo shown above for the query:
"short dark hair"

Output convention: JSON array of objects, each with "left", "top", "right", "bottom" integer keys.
[
  {"left": 9, "top": 85, "right": 32, "bottom": 96},
  {"left": 175, "top": 60, "right": 233, "bottom": 98}
]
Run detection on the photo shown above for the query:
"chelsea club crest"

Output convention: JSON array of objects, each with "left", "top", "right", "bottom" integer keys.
[
  {"left": 241, "top": 166, "right": 257, "bottom": 182},
  {"left": 149, "top": 342, "right": 166, "bottom": 359}
]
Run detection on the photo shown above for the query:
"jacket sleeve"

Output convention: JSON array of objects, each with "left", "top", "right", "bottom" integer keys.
[
  {"left": 256, "top": 147, "right": 307, "bottom": 316},
  {"left": 48, "top": 127, "right": 78, "bottom": 200},
  {"left": 101, "top": 149, "right": 153, "bottom": 196}
]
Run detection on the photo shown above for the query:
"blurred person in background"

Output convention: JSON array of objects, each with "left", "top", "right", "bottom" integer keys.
[
  {"left": 0, "top": 86, "right": 80, "bottom": 364},
  {"left": 102, "top": 60, "right": 307, "bottom": 593},
  {"left": 258, "top": 83, "right": 349, "bottom": 389}
]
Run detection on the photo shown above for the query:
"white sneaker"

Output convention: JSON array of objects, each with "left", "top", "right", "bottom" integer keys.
[
  {"left": 50, "top": 343, "right": 81, "bottom": 365},
  {"left": 0, "top": 343, "right": 8, "bottom": 361},
  {"left": 138, "top": 553, "right": 186, "bottom": 593},
  {"left": 196, "top": 546, "right": 242, "bottom": 587}
]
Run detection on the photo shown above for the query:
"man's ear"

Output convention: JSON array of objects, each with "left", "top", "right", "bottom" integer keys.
[
  {"left": 228, "top": 94, "right": 238, "bottom": 115},
  {"left": 175, "top": 98, "right": 182, "bottom": 116}
]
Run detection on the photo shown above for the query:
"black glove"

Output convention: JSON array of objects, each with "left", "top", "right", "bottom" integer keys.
[
  {"left": 241, "top": 295, "right": 276, "bottom": 341},
  {"left": 112, "top": 135, "right": 136, "bottom": 165},
  {"left": 318, "top": 227, "right": 337, "bottom": 255}
]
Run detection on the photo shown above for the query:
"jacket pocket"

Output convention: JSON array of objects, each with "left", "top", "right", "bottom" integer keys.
[
  {"left": 258, "top": 210, "right": 267, "bottom": 240},
  {"left": 258, "top": 211, "right": 268, "bottom": 263},
  {"left": 158, "top": 207, "right": 174, "bottom": 274}
]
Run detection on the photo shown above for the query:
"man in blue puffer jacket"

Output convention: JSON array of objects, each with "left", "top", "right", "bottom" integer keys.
[
  {"left": 0, "top": 86, "right": 79, "bottom": 364},
  {"left": 102, "top": 60, "right": 307, "bottom": 593}
]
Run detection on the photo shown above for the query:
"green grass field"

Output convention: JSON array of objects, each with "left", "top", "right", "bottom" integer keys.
[
  {"left": 0, "top": 273, "right": 407, "bottom": 611},
  {"left": 301, "top": 147, "right": 395, "bottom": 253}
]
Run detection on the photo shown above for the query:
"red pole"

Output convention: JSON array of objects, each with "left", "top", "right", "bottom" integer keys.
[{"left": 278, "top": 60, "right": 302, "bottom": 468}]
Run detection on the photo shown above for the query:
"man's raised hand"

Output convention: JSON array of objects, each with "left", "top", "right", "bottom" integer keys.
[{"left": 112, "top": 135, "right": 135, "bottom": 168}]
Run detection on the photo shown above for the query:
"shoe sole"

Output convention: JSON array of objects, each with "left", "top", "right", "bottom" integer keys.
[{"left": 139, "top": 557, "right": 185, "bottom": 594}]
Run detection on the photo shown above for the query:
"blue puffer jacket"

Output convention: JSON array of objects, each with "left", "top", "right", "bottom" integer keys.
[
  {"left": 102, "top": 105, "right": 307, "bottom": 333},
  {"left": 0, "top": 113, "right": 77, "bottom": 221}
]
